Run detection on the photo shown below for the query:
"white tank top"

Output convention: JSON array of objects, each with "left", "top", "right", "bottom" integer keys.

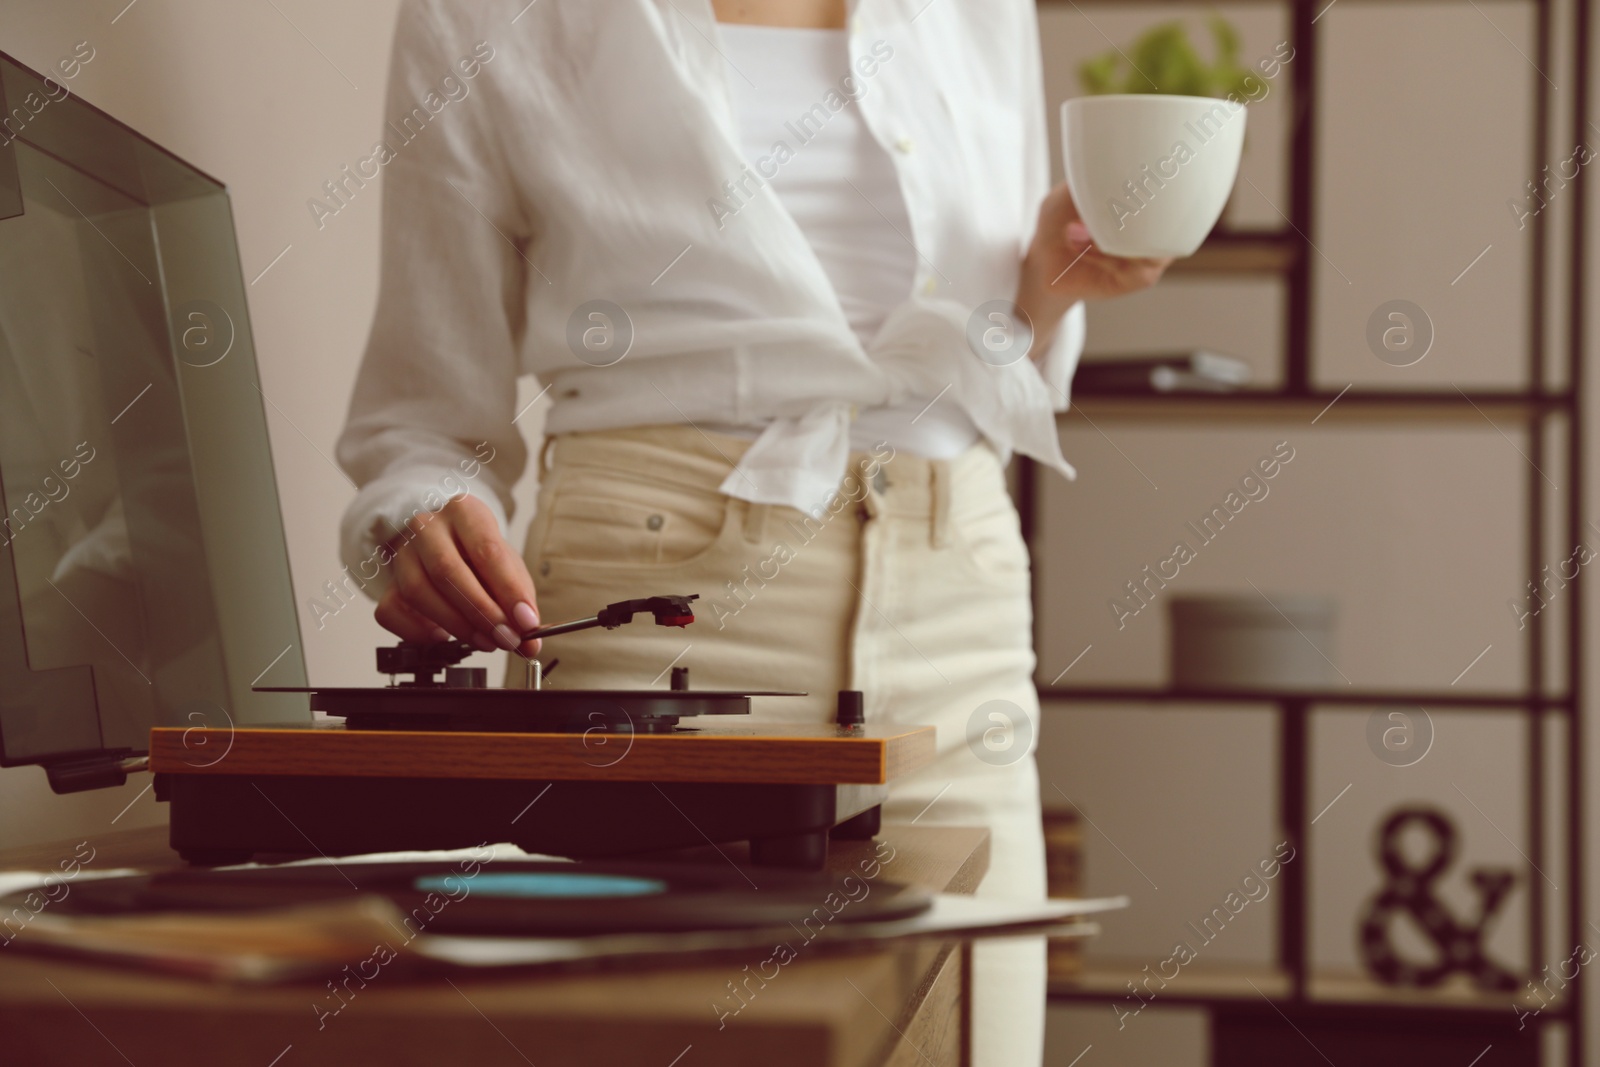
[{"left": 718, "top": 23, "right": 981, "bottom": 460}]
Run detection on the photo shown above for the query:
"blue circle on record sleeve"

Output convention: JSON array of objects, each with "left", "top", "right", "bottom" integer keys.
[{"left": 413, "top": 872, "right": 668, "bottom": 899}]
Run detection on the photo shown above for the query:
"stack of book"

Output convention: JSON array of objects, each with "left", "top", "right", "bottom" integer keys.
[
  {"left": 1073, "top": 351, "right": 1253, "bottom": 394},
  {"left": 1043, "top": 808, "right": 1084, "bottom": 979}
]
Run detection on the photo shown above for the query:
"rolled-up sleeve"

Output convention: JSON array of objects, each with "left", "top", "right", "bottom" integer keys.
[
  {"left": 1018, "top": 7, "right": 1086, "bottom": 412},
  {"left": 335, "top": 0, "right": 532, "bottom": 596}
]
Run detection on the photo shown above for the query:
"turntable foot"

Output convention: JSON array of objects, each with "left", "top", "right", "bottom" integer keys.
[
  {"left": 178, "top": 849, "right": 255, "bottom": 867},
  {"left": 749, "top": 829, "right": 829, "bottom": 870},
  {"left": 830, "top": 804, "right": 882, "bottom": 841}
]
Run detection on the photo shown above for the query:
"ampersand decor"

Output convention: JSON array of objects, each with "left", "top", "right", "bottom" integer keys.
[{"left": 1357, "top": 805, "right": 1517, "bottom": 990}]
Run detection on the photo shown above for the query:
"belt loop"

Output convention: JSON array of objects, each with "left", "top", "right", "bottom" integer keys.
[
  {"left": 743, "top": 501, "right": 771, "bottom": 544},
  {"left": 930, "top": 460, "right": 952, "bottom": 549}
]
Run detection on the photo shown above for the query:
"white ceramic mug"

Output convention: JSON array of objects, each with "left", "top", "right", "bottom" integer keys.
[{"left": 1060, "top": 94, "right": 1247, "bottom": 258}]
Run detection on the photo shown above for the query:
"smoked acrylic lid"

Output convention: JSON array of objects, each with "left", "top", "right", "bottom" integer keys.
[{"left": 0, "top": 49, "right": 309, "bottom": 794}]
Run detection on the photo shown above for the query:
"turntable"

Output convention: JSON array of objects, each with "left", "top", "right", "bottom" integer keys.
[{"left": 147, "top": 593, "right": 934, "bottom": 870}]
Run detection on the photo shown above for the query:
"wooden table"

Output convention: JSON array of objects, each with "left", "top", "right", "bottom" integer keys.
[{"left": 0, "top": 822, "right": 987, "bottom": 1067}]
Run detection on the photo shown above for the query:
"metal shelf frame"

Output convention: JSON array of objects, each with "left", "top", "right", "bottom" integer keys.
[{"left": 1027, "top": 0, "right": 1587, "bottom": 1058}]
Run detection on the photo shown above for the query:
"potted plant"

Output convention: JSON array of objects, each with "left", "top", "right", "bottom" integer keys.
[
  {"left": 1078, "top": 16, "right": 1261, "bottom": 232},
  {"left": 1079, "top": 16, "right": 1258, "bottom": 100}
]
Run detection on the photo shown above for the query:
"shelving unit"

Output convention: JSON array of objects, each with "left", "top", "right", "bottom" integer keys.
[
  {"left": 1050, "top": 957, "right": 1552, "bottom": 1016},
  {"left": 1027, "top": 0, "right": 1587, "bottom": 1062},
  {"left": 1070, "top": 390, "right": 1575, "bottom": 422},
  {"left": 1165, "top": 230, "right": 1300, "bottom": 275}
]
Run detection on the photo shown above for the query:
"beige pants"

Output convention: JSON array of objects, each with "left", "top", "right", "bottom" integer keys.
[{"left": 511, "top": 424, "right": 1047, "bottom": 1067}]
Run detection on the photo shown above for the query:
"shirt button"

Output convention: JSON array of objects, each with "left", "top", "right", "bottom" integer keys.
[
  {"left": 921, "top": 277, "right": 938, "bottom": 296},
  {"left": 894, "top": 135, "right": 915, "bottom": 154}
]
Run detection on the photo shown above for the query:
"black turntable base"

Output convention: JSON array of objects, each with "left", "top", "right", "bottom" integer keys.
[
  {"left": 150, "top": 718, "right": 936, "bottom": 871},
  {"left": 155, "top": 771, "right": 892, "bottom": 870}
]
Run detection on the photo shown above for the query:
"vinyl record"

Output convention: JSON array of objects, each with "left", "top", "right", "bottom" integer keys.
[{"left": 19, "top": 859, "right": 931, "bottom": 936}]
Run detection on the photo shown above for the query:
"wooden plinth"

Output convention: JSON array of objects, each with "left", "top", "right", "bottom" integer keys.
[{"left": 149, "top": 721, "right": 936, "bottom": 785}]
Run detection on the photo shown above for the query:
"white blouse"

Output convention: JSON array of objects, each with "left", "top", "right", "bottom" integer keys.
[
  {"left": 336, "top": 0, "right": 1086, "bottom": 581},
  {"left": 715, "top": 22, "right": 982, "bottom": 459}
]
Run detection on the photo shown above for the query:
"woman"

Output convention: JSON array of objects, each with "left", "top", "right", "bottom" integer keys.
[{"left": 337, "top": 1, "right": 1169, "bottom": 1062}]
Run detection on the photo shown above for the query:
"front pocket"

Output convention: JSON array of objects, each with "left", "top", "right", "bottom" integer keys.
[
  {"left": 536, "top": 472, "right": 731, "bottom": 568},
  {"left": 954, "top": 497, "right": 1031, "bottom": 580}
]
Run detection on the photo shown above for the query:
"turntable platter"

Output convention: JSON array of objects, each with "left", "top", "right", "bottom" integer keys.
[{"left": 253, "top": 686, "right": 804, "bottom": 733}]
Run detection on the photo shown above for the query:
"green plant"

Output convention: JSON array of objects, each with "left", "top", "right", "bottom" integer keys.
[{"left": 1079, "top": 16, "right": 1257, "bottom": 98}]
